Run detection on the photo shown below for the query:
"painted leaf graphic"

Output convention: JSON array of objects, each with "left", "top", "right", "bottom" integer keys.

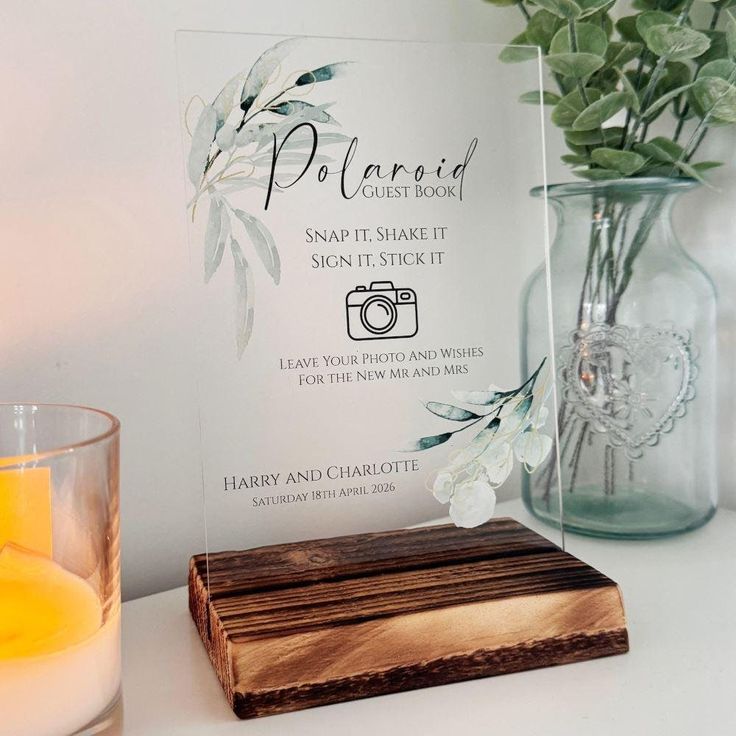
[
  {"left": 188, "top": 105, "right": 217, "bottom": 185},
  {"left": 213, "top": 73, "right": 244, "bottom": 129},
  {"left": 425, "top": 402, "right": 482, "bottom": 421},
  {"left": 269, "top": 100, "right": 337, "bottom": 124},
  {"left": 295, "top": 63, "right": 349, "bottom": 86},
  {"left": 404, "top": 433, "right": 454, "bottom": 452},
  {"left": 204, "top": 199, "right": 229, "bottom": 283},
  {"left": 232, "top": 209, "right": 281, "bottom": 285},
  {"left": 280, "top": 131, "right": 352, "bottom": 151},
  {"left": 251, "top": 151, "right": 333, "bottom": 168},
  {"left": 230, "top": 239, "right": 255, "bottom": 358},
  {"left": 450, "top": 389, "right": 505, "bottom": 405},
  {"left": 240, "top": 38, "right": 299, "bottom": 115}
]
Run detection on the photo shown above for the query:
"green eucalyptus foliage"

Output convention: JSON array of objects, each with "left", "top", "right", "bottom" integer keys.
[{"left": 490, "top": 0, "right": 736, "bottom": 181}]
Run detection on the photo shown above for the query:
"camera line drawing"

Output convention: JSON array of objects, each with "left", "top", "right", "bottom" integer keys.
[{"left": 345, "top": 281, "right": 418, "bottom": 341}]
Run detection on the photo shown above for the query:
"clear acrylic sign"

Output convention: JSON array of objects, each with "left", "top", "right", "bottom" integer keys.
[{"left": 175, "top": 32, "right": 561, "bottom": 555}]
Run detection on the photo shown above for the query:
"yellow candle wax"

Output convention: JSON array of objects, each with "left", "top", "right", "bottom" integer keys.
[
  {"left": 0, "top": 466, "right": 52, "bottom": 557},
  {"left": 0, "top": 547, "right": 120, "bottom": 736},
  {"left": 0, "top": 545, "right": 101, "bottom": 659}
]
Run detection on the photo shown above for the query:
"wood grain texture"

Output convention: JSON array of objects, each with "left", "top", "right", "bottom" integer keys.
[{"left": 189, "top": 518, "right": 628, "bottom": 719}]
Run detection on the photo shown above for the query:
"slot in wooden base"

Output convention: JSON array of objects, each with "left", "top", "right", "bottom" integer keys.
[{"left": 189, "top": 518, "right": 628, "bottom": 719}]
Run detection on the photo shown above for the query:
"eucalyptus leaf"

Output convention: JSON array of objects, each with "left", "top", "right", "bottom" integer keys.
[
  {"left": 240, "top": 38, "right": 298, "bottom": 115},
  {"left": 204, "top": 199, "right": 229, "bottom": 283},
  {"left": 672, "top": 159, "right": 711, "bottom": 185},
  {"left": 295, "top": 62, "right": 349, "bottom": 86},
  {"left": 232, "top": 209, "right": 281, "bottom": 284},
  {"left": 565, "top": 125, "right": 624, "bottom": 144},
  {"left": 574, "top": 167, "right": 621, "bottom": 179},
  {"left": 425, "top": 402, "right": 482, "bottom": 421},
  {"left": 589, "top": 9, "right": 614, "bottom": 38},
  {"left": 562, "top": 153, "right": 591, "bottom": 164},
  {"left": 618, "top": 71, "right": 641, "bottom": 112},
  {"left": 576, "top": 0, "right": 616, "bottom": 19},
  {"left": 551, "top": 87, "right": 603, "bottom": 127},
  {"left": 280, "top": 130, "right": 352, "bottom": 150},
  {"left": 616, "top": 15, "right": 642, "bottom": 43},
  {"left": 404, "top": 432, "right": 454, "bottom": 452},
  {"left": 546, "top": 51, "right": 606, "bottom": 77},
  {"left": 605, "top": 41, "right": 643, "bottom": 67},
  {"left": 698, "top": 31, "right": 729, "bottom": 66},
  {"left": 526, "top": 10, "right": 565, "bottom": 51},
  {"left": 269, "top": 100, "right": 336, "bottom": 124},
  {"left": 632, "top": 0, "right": 673, "bottom": 9},
  {"left": 450, "top": 389, "right": 505, "bottom": 406},
  {"left": 635, "top": 10, "right": 675, "bottom": 39},
  {"left": 531, "top": 0, "right": 583, "bottom": 19},
  {"left": 692, "top": 160, "right": 723, "bottom": 172},
  {"left": 549, "top": 23, "right": 608, "bottom": 56},
  {"left": 500, "top": 32, "right": 539, "bottom": 63},
  {"left": 213, "top": 74, "right": 244, "bottom": 129},
  {"left": 591, "top": 147, "right": 647, "bottom": 174},
  {"left": 727, "top": 11, "right": 736, "bottom": 59},
  {"left": 188, "top": 105, "right": 217, "bottom": 186},
  {"left": 230, "top": 239, "right": 255, "bottom": 358},
  {"left": 644, "top": 25, "right": 711, "bottom": 62},
  {"left": 641, "top": 82, "right": 694, "bottom": 118},
  {"left": 690, "top": 76, "right": 736, "bottom": 123},
  {"left": 634, "top": 135, "right": 684, "bottom": 162},
  {"left": 519, "top": 90, "right": 562, "bottom": 104},
  {"left": 637, "top": 163, "right": 677, "bottom": 176},
  {"left": 662, "top": 62, "right": 692, "bottom": 91},
  {"left": 251, "top": 151, "right": 333, "bottom": 168},
  {"left": 699, "top": 59, "right": 736, "bottom": 81},
  {"left": 572, "top": 91, "right": 628, "bottom": 129},
  {"left": 565, "top": 140, "right": 588, "bottom": 155},
  {"left": 598, "top": 66, "right": 621, "bottom": 89}
]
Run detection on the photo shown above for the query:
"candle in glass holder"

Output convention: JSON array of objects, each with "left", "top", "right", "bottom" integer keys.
[{"left": 0, "top": 405, "right": 121, "bottom": 736}]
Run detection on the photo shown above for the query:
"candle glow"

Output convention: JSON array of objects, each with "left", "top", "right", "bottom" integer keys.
[{"left": 0, "top": 463, "right": 120, "bottom": 736}]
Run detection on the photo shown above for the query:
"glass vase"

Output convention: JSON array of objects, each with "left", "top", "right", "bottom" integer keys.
[
  {"left": 521, "top": 178, "right": 717, "bottom": 538},
  {"left": 0, "top": 404, "right": 121, "bottom": 736}
]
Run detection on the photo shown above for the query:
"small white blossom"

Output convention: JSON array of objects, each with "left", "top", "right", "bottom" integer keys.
[
  {"left": 478, "top": 441, "right": 513, "bottom": 486},
  {"left": 432, "top": 471, "right": 455, "bottom": 504},
  {"left": 415, "top": 359, "right": 554, "bottom": 529},
  {"left": 514, "top": 431, "right": 553, "bottom": 469},
  {"left": 449, "top": 480, "right": 497, "bottom": 528}
]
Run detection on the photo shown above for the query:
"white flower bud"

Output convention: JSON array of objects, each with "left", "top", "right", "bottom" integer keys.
[
  {"left": 431, "top": 471, "right": 455, "bottom": 504},
  {"left": 449, "top": 480, "right": 496, "bottom": 528}
]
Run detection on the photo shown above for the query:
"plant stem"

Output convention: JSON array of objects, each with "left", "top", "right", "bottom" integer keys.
[
  {"left": 625, "top": 0, "right": 695, "bottom": 150},
  {"left": 625, "top": 56, "right": 668, "bottom": 149},
  {"left": 673, "top": 6, "right": 720, "bottom": 145},
  {"left": 568, "top": 21, "right": 591, "bottom": 108}
]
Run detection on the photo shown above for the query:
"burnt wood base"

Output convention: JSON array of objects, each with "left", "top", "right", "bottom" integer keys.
[{"left": 189, "top": 518, "right": 628, "bottom": 719}]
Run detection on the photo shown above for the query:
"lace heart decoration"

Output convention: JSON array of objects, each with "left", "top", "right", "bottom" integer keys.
[{"left": 559, "top": 324, "right": 697, "bottom": 460}]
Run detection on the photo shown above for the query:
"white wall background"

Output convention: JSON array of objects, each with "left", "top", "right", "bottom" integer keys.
[{"left": 2, "top": 0, "right": 734, "bottom": 600}]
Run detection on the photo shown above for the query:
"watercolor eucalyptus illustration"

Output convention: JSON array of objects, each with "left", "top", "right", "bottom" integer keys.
[
  {"left": 407, "top": 358, "right": 553, "bottom": 527},
  {"left": 185, "top": 38, "right": 350, "bottom": 357}
]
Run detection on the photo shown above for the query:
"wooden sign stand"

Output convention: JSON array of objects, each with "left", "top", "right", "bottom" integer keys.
[{"left": 189, "top": 518, "right": 628, "bottom": 719}]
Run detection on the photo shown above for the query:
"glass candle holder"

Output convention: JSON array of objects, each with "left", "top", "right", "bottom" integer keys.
[{"left": 0, "top": 404, "right": 121, "bottom": 736}]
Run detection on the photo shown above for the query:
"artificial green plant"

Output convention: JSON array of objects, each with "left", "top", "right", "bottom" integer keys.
[{"left": 489, "top": 0, "right": 736, "bottom": 181}]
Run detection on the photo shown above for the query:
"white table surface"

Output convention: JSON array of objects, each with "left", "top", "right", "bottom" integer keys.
[{"left": 120, "top": 500, "right": 736, "bottom": 735}]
